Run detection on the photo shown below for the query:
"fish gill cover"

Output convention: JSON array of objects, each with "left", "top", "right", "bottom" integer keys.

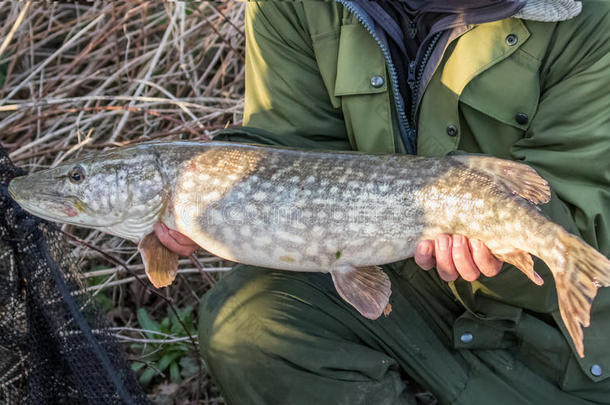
[{"left": 0, "top": 145, "right": 147, "bottom": 404}]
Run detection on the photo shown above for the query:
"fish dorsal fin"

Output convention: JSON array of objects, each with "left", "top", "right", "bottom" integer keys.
[
  {"left": 452, "top": 155, "right": 551, "bottom": 204},
  {"left": 330, "top": 265, "right": 392, "bottom": 319},
  {"left": 138, "top": 232, "right": 179, "bottom": 288}
]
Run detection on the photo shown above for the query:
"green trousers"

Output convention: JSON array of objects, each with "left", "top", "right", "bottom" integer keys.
[{"left": 197, "top": 129, "right": 610, "bottom": 405}]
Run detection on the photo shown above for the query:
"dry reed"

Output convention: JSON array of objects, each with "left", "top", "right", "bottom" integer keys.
[{"left": 0, "top": 1, "right": 246, "bottom": 403}]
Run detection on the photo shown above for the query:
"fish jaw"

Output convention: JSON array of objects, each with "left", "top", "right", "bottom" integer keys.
[{"left": 8, "top": 173, "right": 118, "bottom": 228}]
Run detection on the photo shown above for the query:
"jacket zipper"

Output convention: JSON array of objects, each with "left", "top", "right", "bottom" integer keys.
[
  {"left": 409, "top": 32, "right": 442, "bottom": 125},
  {"left": 336, "top": 0, "right": 416, "bottom": 154}
]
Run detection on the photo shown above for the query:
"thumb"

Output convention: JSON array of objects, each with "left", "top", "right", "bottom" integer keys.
[{"left": 153, "top": 222, "right": 198, "bottom": 256}]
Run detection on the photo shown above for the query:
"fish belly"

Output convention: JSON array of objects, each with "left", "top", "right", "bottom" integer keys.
[{"left": 177, "top": 188, "right": 426, "bottom": 272}]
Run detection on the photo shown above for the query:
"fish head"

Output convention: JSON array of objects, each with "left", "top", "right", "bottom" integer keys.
[{"left": 8, "top": 146, "right": 170, "bottom": 241}]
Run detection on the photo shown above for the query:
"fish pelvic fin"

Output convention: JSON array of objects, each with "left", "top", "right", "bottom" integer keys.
[
  {"left": 331, "top": 265, "right": 392, "bottom": 320},
  {"left": 138, "top": 231, "right": 179, "bottom": 288},
  {"left": 452, "top": 155, "right": 551, "bottom": 204},
  {"left": 494, "top": 249, "right": 544, "bottom": 286},
  {"left": 548, "top": 232, "right": 610, "bottom": 358}
]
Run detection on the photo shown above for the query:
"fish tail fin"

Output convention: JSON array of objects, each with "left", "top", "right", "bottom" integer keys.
[{"left": 546, "top": 231, "right": 610, "bottom": 358}]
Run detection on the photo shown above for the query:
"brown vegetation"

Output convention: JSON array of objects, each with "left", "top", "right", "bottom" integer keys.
[{"left": 0, "top": 1, "right": 246, "bottom": 403}]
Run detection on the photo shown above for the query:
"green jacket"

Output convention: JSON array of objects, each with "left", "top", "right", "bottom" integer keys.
[{"left": 241, "top": 0, "right": 610, "bottom": 389}]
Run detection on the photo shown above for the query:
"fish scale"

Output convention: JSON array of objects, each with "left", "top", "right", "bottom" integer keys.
[{"left": 8, "top": 140, "right": 610, "bottom": 358}]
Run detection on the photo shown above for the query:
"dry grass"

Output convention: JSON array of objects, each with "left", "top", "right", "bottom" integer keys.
[{"left": 0, "top": 1, "right": 246, "bottom": 403}]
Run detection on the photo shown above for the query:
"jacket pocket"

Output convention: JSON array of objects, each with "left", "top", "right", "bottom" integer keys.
[
  {"left": 459, "top": 48, "right": 541, "bottom": 131},
  {"left": 332, "top": 24, "right": 395, "bottom": 152},
  {"left": 452, "top": 296, "right": 522, "bottom": 350},
  {"left": 334, "top": 24, "right": 387, "bottom": 96}
]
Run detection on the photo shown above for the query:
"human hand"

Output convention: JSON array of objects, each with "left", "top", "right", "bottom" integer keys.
[
  {"left": 414, "top": 234, "right": 503, "bottom": 282},
  {"left": 153, "top": 222, "right": 199, "bottom": 256}
]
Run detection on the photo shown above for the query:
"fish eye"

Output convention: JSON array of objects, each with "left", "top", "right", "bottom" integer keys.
[{"left": 68, "top": 165, "right": 85, "bottom": 184}]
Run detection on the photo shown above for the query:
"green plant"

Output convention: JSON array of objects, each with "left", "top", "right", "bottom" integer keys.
[{"left": 131, "top": 306, "right": 198, "bottom": 386}]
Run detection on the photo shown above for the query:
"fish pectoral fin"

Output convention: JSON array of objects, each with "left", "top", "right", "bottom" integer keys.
[
  {"left": 494, "top": 249, "right": 544, "bottom": 286},
  {"left": 330, "top": 265, "right": 392, "bottom": 320},
  {"left": 138, "top": 232, "right": 179, "bottom": 288},
  {"left": 452, "top": 155, "right": 551, "bottom": 205}
]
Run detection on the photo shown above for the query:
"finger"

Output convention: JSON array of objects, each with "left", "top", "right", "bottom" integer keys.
[
  {"left": 168, "top": 228, "right": 198, "bottom": 247},
  {"left": 434, "top": 234, "right": 458, "bottom": 281},
  {"left": 154, "top": 222, "right": 192, "bottom": 256},
  {"left": 469, "top": 239, "right": 503, "bottom": 277},
  {"left": 451, "top": 235, "right": 481, "bottom": 282},
  {"left": 414, "top": 240, "right": 436, "bottom": 270},
  {"left": 153, "top": 222, "right": 198, "bottom": 256}
]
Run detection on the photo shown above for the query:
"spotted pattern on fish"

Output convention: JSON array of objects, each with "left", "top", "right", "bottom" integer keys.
[{"left": 8, "top": 140, "right": 610, "bottom": 358}]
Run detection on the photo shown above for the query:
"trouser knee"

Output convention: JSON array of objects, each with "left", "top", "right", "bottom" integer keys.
[
  {"left": 197, "top": 266, "right": 411, "bottom": 405},
  {"left": 198, "top": 266, "right": 319, "bottom": 367}
]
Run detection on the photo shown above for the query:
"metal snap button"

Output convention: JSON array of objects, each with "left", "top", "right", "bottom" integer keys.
[
  {"left": 591, "top": 364, "right": 602, "bottom": 377},
  {"left": 506, "top": 34, "right": 518, "bottom": 46},
  {"left": 446, "top": 124, "right": 458, "bottom": 137},
  {"left": 370, "top": 75, "right": 384, "bottom": 88},
  {"left": 515, "top": 112, "right": 529, "bottom": 125},
  {"left": 460, "top": 333, "right": 474, "bottom": 343}
]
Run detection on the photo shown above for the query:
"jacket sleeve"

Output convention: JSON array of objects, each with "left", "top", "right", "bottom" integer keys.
[
  {"left": 241, "top": 2, "right": 351, "bottom": 151},
  {"left": 512, "top": 7, "right": 610, "bottom": 255}
]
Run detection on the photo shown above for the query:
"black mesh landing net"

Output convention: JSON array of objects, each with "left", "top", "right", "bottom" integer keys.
[{"left": 0, "top": 146, "right": 147, "bottom": 404}]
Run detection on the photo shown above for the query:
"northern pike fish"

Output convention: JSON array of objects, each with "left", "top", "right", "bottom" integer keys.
[{"left": 8, "top": 141, "right": 610, "bottom": 357}]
